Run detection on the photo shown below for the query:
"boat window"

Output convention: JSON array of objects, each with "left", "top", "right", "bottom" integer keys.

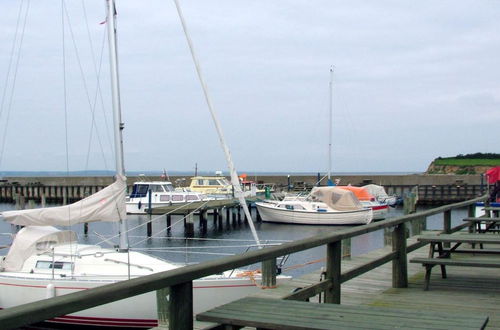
[
  {"left": 171, "top": 195, "right": 184, "bottom": 202},
  {"left": 208, "top": 179, "right": 219, "bottom": 186},
  {"left": 36, "top": 260, "right": 73, "bottom": 270},
  {"left": 186, "top": 194, "right": 199, "bottom": 201},
  {"left": 293, "top": 205, "right": 305, "bottom": 210},
  {"left": 160, "top": 195, "right": 171, "bottom": 201},
  {"left": 150, "top": 185, "right": 164, "bottom": 193},
  {"left": 35, "top": 240, "right": 57, "bottom": 250},
  {"left": 163, "top": 184, "right": 174, "bottom": 192},
  {"left": 130, "top": 184, "right": 149, "bottom": 198},
  {"left": 285, "top": 205, "right": 294, "bottom": 210}
]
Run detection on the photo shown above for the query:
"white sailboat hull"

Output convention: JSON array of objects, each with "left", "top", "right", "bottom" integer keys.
[
  {"left": 0, "top": 273, "right": 264, "bottom": 328},
  {"left": 256, "top": 202, "right": 372, "bottom": 225}
]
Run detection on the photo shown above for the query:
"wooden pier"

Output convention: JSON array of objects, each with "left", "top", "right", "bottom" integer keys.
[{"left": 0, "top": 195, "right": 495, "bottom": 330}]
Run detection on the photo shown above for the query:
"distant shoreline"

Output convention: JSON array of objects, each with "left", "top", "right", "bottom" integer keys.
[{"left": 0, "top": 170, "right": 421, "bottom": 177}]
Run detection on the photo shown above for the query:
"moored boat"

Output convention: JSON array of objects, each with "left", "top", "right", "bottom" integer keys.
[
  {"left": 337, "top": 186, "right": 389, "bottom": 220},
  {"left": 256, "top": 187, "right": 373, "bottom": 225},
  {"left": 126, "top": 180, "right": 207, "bottom": 214}
]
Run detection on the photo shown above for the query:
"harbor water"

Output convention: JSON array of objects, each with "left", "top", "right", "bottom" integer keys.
[{"left": 0, "top": 202, "right": 469, "bottom": 278}]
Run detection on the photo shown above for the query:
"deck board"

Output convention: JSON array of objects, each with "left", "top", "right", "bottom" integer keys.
[{"left": 192, "top": 234, "right": 500, "bottom": 329}]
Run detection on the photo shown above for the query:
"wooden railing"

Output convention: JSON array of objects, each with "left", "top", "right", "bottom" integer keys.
[{"left": 0, "top": 195, "right": 487, "bottom": 330}]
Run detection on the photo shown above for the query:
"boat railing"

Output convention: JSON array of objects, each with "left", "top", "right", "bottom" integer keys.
[{"left": 0, "top": 194, "right": 488, "bottom": 330}]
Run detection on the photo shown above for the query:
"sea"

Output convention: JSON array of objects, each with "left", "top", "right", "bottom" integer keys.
[{"left": 0, "top": 202, "right": 468, "bottom": 278}]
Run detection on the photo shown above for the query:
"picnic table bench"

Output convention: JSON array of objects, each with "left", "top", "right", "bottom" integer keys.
[
  {"left": 410, "top": 233, "right": 500, "bottom": 290},
  {"left": 196, "top": 296, "right": 489, "bottom": 329}
]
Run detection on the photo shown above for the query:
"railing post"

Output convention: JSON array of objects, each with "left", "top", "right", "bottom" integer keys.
[
  {"left": 169, "top": 281, "right": 193, "bottom": 330},
  {"left": 156, "top": 287, "right": 170, "bottom": 328},
  {"left": 261, "top": 258, "right": 277, "bottom": 288},
  {"left": 443, "top": 209, "right": 451, "bottom": 248},
  {"left": 392, "top": 223, "right": 408, "bottom": 288},
  {"left": 325, "top": 241, "right": 341, "bottom": 304}
]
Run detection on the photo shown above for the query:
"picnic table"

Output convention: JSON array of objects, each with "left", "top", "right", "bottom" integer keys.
[
  {"left": 410, "top": 233, "right": 500, "bottom": 290},
  {"left": 196, "top": 296, "right": 489, "bottom": 329},
  {"left": 464, "top": 217, "right": 500, "bottom": 234}
]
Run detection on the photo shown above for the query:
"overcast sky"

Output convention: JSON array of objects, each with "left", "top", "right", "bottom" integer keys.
[{"left": 0, "top": 1, "right": 498, "bottom": 175}]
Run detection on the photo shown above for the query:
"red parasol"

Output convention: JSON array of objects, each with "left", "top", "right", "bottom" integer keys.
[{"left": 486, "top": 166, "right": 500, "bottom": 184}]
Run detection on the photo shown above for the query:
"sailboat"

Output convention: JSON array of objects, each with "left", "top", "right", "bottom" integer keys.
[
  {"left": 0, "top": 1, "right": 287, "bottom": 327},
  {"left": 256, "top": 67, "right": 373, "bottom": 225}
]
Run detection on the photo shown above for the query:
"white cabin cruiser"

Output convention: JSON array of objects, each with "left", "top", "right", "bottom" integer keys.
[{"left": 126, "top": 181, "right": 207, "bottom": 214}]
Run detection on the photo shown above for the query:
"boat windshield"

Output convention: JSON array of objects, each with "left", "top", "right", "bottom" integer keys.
[
  {"left": 218, "top": 178, "right": 230, "bottom": 186},
  {"left": 163, "top": 184, "right": 174, "bottom": 192},
  {"left": 130, "top": 184, "right": 149, "bottom": 198}
]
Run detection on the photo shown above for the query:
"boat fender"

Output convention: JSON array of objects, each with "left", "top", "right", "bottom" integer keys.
[
  {"left": 138, "top": 201, "right": 142, "bottom": 209},
  {"left": 46, "top": 283, "right": 56, "bottom": 298}
]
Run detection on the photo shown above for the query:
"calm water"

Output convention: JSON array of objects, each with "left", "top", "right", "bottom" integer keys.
[{"left": 0, "top": 203, "right": 468, "bottom": 277}]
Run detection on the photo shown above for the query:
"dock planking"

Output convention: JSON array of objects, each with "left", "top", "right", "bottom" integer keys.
[{"left": 195, "top": 235, "right": 500, "bottom": 329}]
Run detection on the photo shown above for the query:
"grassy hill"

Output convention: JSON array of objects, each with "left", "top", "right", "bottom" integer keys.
[{"left": 427, "top": 153, "right": 500, "bottom": 174}]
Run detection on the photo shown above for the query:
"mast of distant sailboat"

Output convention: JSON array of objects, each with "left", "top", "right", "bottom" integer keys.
[{"left": 328, "top": 66, "right": 334, "bottom": 186}]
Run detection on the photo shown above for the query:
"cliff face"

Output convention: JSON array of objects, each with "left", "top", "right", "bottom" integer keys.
[{"left": 426, "top": 163, "right": 491, "bottom": 175}]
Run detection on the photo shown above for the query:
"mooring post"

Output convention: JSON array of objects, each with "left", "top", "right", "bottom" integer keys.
[
  {"left": 325, "top": 241, "right": 341, "bottom": 304},
  {"left": 186, "top": 213, "right": 194, "bottom": 237},
  {"left": 147, "top": 215, "right": 152, "bottom": 237},
  {"left": 392, "top": 223, "right": 408, "bottom": 288},
  {"left": 261, "top": 258, "right": 277, "bottom": 288},
  {"left": 168, "top": 281, "right": 193, "bottom": 330},
  {"left": 166, "top": 214, "right": 171, "bottom": 233}
]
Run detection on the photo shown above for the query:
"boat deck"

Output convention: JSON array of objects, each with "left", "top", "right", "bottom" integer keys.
[{"left": 194, "top": 234, "right": 500, "bottom": 329}]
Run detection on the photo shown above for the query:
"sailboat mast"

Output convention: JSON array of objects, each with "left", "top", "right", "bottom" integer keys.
[
  {"left": 328, "top": 66, "right": 333, "bottom": 182},
  {"left": 106, "top": 0, "right": 128, "bottom": 250}
]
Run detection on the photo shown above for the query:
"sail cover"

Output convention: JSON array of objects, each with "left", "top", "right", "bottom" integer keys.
[
  {"left": 2, "top": 226, "right": 77, "bottom": 272},
  {"left": 0, "top": 176, "right": 126, "bottom": 226},
  {"left": 310, "top": 186, "right": 365, "bottom": 211}
]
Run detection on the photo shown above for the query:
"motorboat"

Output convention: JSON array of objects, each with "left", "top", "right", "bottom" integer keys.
[
  {"left": 126, "top": 180, "right": 207, "bottom": 214},
  {"left": 337, "top": 186, "right": 389, "bottom": 220},
  {"left": 362, "top": 184, "right": 398, "bottom": 207},
  {"left": 189, "top": 173, "right": 258, "bottom": 198},
  {"left": 255, "top": 187, "right": 373, "bottom": 225},
  {"left": 189, "top": 174, "right": 233, "bottom": 196}
]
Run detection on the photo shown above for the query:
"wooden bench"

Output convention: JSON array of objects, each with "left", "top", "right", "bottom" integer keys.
[
  {"left": 196, "top": 296, "right": 489, "bottom": 329},
  {"left": 410, "top": 233, "right": 500, "bottom": 290}
]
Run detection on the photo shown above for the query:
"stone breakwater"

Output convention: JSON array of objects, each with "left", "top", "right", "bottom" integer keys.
[{"left": 0, "top": 173, "right": 484, "bottom": 187}]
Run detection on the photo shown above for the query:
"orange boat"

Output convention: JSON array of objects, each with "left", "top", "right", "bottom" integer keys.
[{"left": 338, "top": 186, "right": 388, "bottom": 220}]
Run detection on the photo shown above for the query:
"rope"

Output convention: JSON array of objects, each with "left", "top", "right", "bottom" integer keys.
[
  {"left": 282, "top": 258, "right": 326, "bottom": 271},
  {"left": 235, "top": 269, "right": 277, "bottom": 289}
]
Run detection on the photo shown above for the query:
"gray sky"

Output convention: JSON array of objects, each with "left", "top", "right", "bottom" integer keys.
[{"left": 0, "top": 1, "right": 498, "bottom": 174}]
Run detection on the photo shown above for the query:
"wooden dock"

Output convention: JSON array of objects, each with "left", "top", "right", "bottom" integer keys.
[{"left": 196, "top": 236, "right": 500, "bottom": 329}]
